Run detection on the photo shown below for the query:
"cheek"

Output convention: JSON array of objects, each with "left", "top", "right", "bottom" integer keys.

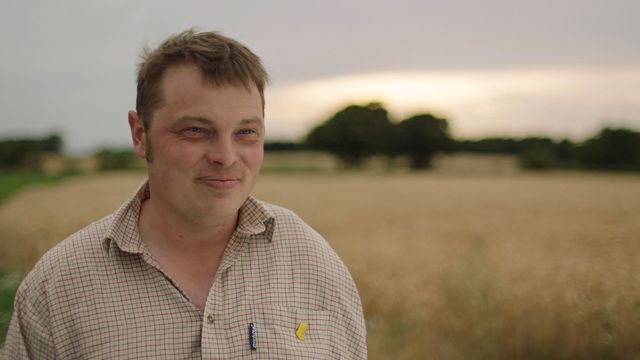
[
  {"left": 174, "top": 144, "right": 206, "bottom": 162},
  {"left": 153, "top": 141, "right": 209, "bottom": 171},
  {"left": 246, "top": 148, "right": 264, "bottom": 170}
]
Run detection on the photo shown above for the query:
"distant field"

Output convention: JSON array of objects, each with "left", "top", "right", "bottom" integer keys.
[
  {"left": 1, "top": 171, "right": 639, "bottom": 359},
  {"left": 0, "top": 171, "right": 72, "bottom": 203}
]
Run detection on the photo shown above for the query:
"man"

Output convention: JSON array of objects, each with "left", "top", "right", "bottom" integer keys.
[{"left": 3, "top": 29, "right": 367, "bottom": 359}]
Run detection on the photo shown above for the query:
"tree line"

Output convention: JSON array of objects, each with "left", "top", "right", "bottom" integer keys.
[
  {"left": 455, "top": 130, "right": 640, "bottom": 170},
  {"left": 0, "top": 135, "right": 63, "bottom": 169},
  {"left": 2, "top": 103, "right": 639, "bottom": 172},
  {"left": 0, "top": 135, "right": 142, "bottom": 171},
  {"left": 271, "top": 102, "right": 640, "bottom": 171}
]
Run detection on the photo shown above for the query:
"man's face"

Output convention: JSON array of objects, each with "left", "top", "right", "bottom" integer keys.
[{"left": 129, "top": 64, "right": 264, "bottom": 226}]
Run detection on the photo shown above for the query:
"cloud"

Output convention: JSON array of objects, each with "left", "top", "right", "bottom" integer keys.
[{"left": 265, "top": 66, "right": 640, "bottom": 140}]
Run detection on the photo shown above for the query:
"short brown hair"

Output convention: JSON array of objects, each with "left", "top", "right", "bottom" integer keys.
[{"left": 136, "top": 29, "right": 269, "bottom": 129}]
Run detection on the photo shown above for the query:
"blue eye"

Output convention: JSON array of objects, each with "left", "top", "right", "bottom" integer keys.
[
  {"left": 179, "top": 127, "right": 210, "bottom": 138},
  {"left": 238, "top": 129, "right": 257, "bottom": 135}
]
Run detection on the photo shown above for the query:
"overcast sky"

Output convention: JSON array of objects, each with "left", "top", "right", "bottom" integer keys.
[{"left": 1, "top": 0, "right": 639, "bottom": 153}]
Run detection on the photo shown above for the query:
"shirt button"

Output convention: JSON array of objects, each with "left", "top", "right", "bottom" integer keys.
[{"left": 206, "top": 314, "right": 215, "bottom": 325}]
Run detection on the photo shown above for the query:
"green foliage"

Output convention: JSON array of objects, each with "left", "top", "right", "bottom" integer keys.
[
  {"left": 264, "top": 141, "right": 307, "bottom": 152},
  {"left": 580, "top": 128, "right": 640, "bottom": 170},
  {"left": 0, "top": 134, "right": 63, "bottom": 169},
  {"left": 519, "top": 146, "right": 556, "bottom": 170},
  {"left": 96, "top": 149, "right": 141, "bottom": 170},
  {"left": 517, "top": 138, "right": 581, "bottom": 170},
  {"left": 306, "top": 102, "right": 393, "bottom": 167},
  {"left": 553, "top": 139, "right": 578, "bottom": 163},
  {"left": 517, "top": 138, "right": 555, "bottom": 170},
  {"left": 455, "top": 137, "right": 521, "bottom": 154},
  {"left": 394, "top": 114, "right": 453, "bottom": 169}
]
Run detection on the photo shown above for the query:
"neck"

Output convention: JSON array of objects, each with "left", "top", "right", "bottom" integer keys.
[{"left": 138, "top": 195, "right": 238, "bottom": 255}]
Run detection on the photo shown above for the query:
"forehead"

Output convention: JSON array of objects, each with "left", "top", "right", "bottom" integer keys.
[{"left": 158, "top": 64, "right": 262, "bottom": 121}]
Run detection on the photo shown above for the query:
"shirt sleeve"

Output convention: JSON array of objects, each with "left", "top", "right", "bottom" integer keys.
[
  {"left": 341, "top": 271, "right": 368, "bottom": 359},
  {"left": 2, "top": 273, "right": 56, "bottom": 360}
]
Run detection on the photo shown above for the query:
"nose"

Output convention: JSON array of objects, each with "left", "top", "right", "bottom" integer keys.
[{"left": 205, "top": 135, "right": 237, "bottom": 167}]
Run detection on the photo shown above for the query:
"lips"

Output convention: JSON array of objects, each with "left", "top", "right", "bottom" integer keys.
[{"left": 196, "top": 176, "right": 240, "bottom": 191}]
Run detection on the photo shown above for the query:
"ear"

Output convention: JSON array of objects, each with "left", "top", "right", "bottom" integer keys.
[{"left": 128, "top": 111, "right": 147, "bottom": 159}]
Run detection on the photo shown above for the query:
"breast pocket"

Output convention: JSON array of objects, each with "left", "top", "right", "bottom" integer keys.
[{"left": 229, "top": 307, "right": 339, "bottom": 359}]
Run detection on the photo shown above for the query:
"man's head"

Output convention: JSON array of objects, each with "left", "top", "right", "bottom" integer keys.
[
  {"left": 136, "top": 29, "right": 269, "bottom": 133},
  {"left": 128, "top": 30, "right": 268, "bottom": 227}
]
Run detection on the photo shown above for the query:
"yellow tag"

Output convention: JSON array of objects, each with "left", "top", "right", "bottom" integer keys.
[{"left": 295, "top": 322, "right": 308, "bottom": 340}]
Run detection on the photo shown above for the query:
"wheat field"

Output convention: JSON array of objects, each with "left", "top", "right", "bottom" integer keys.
[{"left": 1, "top": 171, "right": 639, "bottom": 359}]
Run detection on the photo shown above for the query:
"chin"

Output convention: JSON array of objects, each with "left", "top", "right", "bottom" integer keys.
[{"left": 201, "top": 197, "right": 244, "bottom": 219}]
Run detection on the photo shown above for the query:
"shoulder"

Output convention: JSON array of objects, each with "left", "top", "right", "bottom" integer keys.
[
  {"left": 259, "top": 201, "right": 361, "bottom": 303},
  {"left": 16, "top": 213, "right": 115, "bottom": 300},
  {"left": 6, "top": 213, "right": 120, "bottom": 358},
  {"left": 260, "top": 201, "right": 342, "bottom": 267},
  {"left": 261, "top": 202, "right": 321, "bottom": 241}
]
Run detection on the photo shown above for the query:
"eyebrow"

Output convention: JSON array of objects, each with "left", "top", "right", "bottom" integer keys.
[
  {"left": 174, "top": 116, "right": 263, "bottom": 126},
  {"left": 173, "top": 116, "right": 213, "bottom": 126},
  {"left": 238, "top": 117, "right": 264, "bottom": 126}
]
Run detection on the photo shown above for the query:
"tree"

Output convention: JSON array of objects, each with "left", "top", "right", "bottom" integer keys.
[
  {"left": 38, "top": 134, "right": 63, "bottom": 153},
  {"left": 393, "top": 114, "right": 452, "bottom": 169},
  {"left": 453, "top": 137, "right": 520, "bottom": 154},
  {"left": 554, "top": 139, "right": 577, "bottom": 163},
  {"left": 580, "top": 128, "right": 640, "bottom": 169},
  {"left": 96, "top": 148, "right": 140, "bottom": 170},
  {"left": 517, "top": 137, "right": 556, "bottom": 170},
  {"left": 0, "top": 134, "right": 64, "bottom": 169},
  {"left": 306, "top": 102, "right": 393, "bottom": 167}
]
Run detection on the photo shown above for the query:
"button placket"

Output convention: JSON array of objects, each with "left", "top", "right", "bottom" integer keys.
[{"left": 201, "top": 275, "right": 227, "bottom": 359}]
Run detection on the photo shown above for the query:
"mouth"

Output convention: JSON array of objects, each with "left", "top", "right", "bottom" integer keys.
[{"left": 196, "top": 176, "right": 240, "bottom": 191}]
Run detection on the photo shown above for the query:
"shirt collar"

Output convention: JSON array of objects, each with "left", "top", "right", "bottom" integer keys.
[
  {"left": 102, "top": 179, "right": 275, "bottom": 254},
  {"left": 102, "top": 179, "right": 148, "bottom": 254},
  {"left": 235, "top": 196, "right": 274, "bottom": 237}
]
